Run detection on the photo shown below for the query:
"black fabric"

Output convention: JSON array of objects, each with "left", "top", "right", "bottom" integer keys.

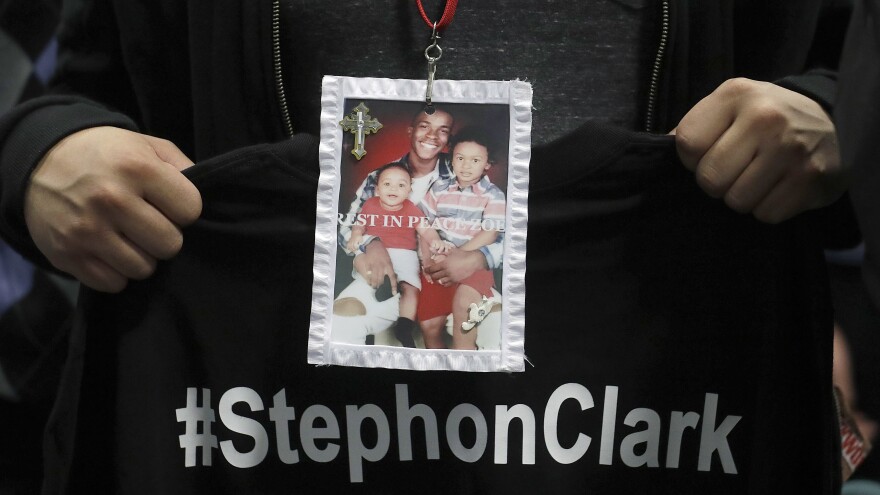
[
  {"left": 0, "top": 271, "right": 71, "bottom": 495},
  {"left": 279, "top": 1, "right": 659, "bottom": 141},
  {"left": 47, "top": 124, "right": 836, "bottom": 494},
  {"left": 837, "top": 0, "right": 880, "bottom": 309},
  {"left": 836, "top": 2, "right": 880, "bottom": 480},
  {"left": 0, "top": 0, "right": 59, "bottom": 59},
  {"left": 828, "top": 263, "right": 880, "bottom": 481},
  {"left": 655, "top": 1, "right": 844, "bottom": 131},
  {"left": 0, "top": 0, "right": 849, "bottom": 268},
  {"left": 0, "top": 271, "right": 72, "bottom": 403}
]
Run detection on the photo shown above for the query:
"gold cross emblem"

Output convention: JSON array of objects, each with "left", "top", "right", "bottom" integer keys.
[{"left": 339, "top": 102, "right": 383, "bottom": 160}]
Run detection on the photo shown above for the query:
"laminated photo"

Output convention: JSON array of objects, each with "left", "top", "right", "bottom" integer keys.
[{"left": 309, "top": 76, "right": 531, "bottom": 372}]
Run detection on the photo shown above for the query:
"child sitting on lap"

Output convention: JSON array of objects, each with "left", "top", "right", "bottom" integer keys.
[
  {"left": 417, "top": 127, "right": 506, "bottom": 350},
  {"left": 347, "top": 163, "right": 443, "bottom": 347}
]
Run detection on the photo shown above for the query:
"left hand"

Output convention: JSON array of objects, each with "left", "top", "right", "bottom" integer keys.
[
  {"left": 424, "top": 249, "right": 487, "bottom": 286},
  {"left": 674, "top": 77, "right": 845, "bottom": 224}
]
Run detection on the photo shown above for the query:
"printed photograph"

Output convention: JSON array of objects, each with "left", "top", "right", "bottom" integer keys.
[
  {"left": 332, "top": 99, "right": 510, "bottom": 351},
  {"left": 309, "top": 76, "right": 531, "bottom": 372}
]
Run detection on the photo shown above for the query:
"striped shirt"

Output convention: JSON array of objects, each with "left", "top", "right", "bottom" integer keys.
[{"left": 419, "top": 176, "right": 506, "bottom": 248}]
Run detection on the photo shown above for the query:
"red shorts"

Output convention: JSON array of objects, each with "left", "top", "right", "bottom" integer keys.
[{"left": 416, "top": 269, "right": 495, "bottom": 322}]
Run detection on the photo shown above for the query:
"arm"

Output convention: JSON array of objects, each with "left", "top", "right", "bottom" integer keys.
[
  {"left": 415, "top": 225, "right": 444, "bottom": 265},
  {"left": 458, "top": 229, "right": 498, "bottom": 252},
  {"left": 338, "top": 173, "right": 377, "bottom": 253},
  {"left": 0, "top": 0, "right": 140, "bottom": 270},
  {"left": 346, "top": 224, "right": 365, "bottom": 253},
  {"left": 341, "top": 180, "right": 396, "bottom": 288},
  {"left": 352, "top": 239, "right": 399, "bottom": 292},
  {"left": 476, "top": 191, "right": 507, "bottom": 268},
  {"left": 0, "top": 0, "right": 201, "bottom": 292},
  {"left": 423, "top": 249, "right": 489, "bottom": 286}
]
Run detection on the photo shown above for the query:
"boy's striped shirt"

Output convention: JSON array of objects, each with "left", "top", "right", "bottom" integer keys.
[{"left": 420, "top": 175, "right": 506, "bottom": 247}]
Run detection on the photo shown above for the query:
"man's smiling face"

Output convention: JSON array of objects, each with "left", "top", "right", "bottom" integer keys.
[{"left": 408, "top": 109, "right": 453, "bottom": 162}]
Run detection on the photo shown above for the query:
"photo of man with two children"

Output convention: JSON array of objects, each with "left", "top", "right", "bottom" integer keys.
[{"left": 331, "top": 99, "right": 510, "bottom": 352}]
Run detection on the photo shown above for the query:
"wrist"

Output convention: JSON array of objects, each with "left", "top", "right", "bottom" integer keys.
[
  {"left": 470, "top": 249, "right": 489, "bottom": 270},
  {"left": 363, "top": 237, "right": 383, "bottom": 253}
]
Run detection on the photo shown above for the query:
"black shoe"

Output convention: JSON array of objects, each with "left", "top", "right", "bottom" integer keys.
[{"left": 394, "top": 317, "right": 417, "bottom": 348}]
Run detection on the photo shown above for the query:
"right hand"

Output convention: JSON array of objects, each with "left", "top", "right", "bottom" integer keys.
[
  {"left": 346, "top": 236, "right": 361, "bottom": 254},
  {"left": 352, "top": 239, "right": 398, "bottom": 294},
  {"left": 431, "top": 239, "right": 452, "bottom": 254},
  {"left": 423, "top": 248, "right": 485, "bottom": 286},
  {"left": 24, "top": 126, "right": 202, "bottom": 292}
]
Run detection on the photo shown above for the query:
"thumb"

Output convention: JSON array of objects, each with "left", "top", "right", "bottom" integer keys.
[{"left": 145, "top": 135, "right": 195, "bottom": 171}]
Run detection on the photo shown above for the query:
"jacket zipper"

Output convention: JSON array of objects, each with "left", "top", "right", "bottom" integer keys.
[
  {"left": 272, "top": 0, "right": 295, "bottom": 138},
  {"left": 274, "top": 1, "right": 670, "bottom": 136},
  {"left": 644, "top": 0, "right": 670, "bottom": 132}
]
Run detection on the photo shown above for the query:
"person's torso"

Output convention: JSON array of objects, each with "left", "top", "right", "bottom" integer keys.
[{"left": 50, "top": 125, "right": 837, "bottom": 494}]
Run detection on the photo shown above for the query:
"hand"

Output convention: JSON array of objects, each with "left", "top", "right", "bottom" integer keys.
[
  {"left": 346, "top": 236, "right": 361, "bottom": 254},
  {"left": 424, "top": 249, "right": 487, "bottom": 286},
  {"left": 431, "top": 239, "right": 452, "bottom": 254},
  {"left": 353, "top": 239, "right": 399, "bottom": 294},
  {"left": 674, "top": 78, "right": 845, "bottom": 224},
  {"left": 24, "top": 126, "right": 202, "bottom": 292}
]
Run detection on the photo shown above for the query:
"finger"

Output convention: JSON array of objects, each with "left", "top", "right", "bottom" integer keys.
[
  {"left": 424, "top": 262, "right": 440, "bottom": 278},
  {"left": 91, "top": 231, "right": 158, "bottom": 280},
  {"left": 752, "top": 177, "right": 811, "bottom": 224},
  {"left": 112, "top": 201, "right": 185, "bottom": 260},
  {"left": 144, "top": 135, "right": 195, "bottom": 171},
  {"left": 723, "top": 149, "right": 788, "bottom": 214},
  {"left": 140, "top": 161, "right": 203, "bottom": 227},
  {"left": 424, "top": 262, "right": 446, "bottom": 282},
  {"left": 68, "top": 255, "right": 129, "bottom": 293},
  {"left": 368, "top": 267, "right": 382, "bottom": 288},
  {"left": 675, "top": 81, "right": 743, "bottom": 171},
  {"left": 692, "top": 120, "right": 761, "bottom": 199}
]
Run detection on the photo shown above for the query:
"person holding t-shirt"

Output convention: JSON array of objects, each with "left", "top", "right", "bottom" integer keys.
[{"left": 0, "top": 2, "right": 855, "bottom": 492}]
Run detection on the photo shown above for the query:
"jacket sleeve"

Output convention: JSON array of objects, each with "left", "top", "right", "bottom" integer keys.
[
  {"left": 774, "top": 0, "right": 853, "bottom": 114},
  {"left": 775, "top": 68, "right": 838, "bottom": 114},
  {"left": 0, "top": 0, "right": 139, "bottom": 269}
]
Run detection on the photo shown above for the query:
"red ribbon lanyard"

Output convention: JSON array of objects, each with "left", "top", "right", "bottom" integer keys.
[{"left": 416, "top": 0, "right": 458, "bottom": 32}]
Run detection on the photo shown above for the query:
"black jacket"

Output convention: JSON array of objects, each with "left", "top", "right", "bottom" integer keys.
[
  {"left": 837, "top": 0, "right": 880, "bottom": 307},
  {"left": 0, "top": 0, "right": 849, "bottom": 266}
]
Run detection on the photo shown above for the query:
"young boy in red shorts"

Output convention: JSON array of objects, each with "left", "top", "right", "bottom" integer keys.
[{"left": 417, "top": 127, "right": 506, "bottom": 350}]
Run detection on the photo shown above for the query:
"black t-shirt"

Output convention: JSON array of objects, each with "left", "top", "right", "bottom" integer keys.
[
  {"left": 280, "top": 1, "right": 659, "bottom": 141},
  {"left": 45, "top": 124, "right": 837, "bottom": 494}
]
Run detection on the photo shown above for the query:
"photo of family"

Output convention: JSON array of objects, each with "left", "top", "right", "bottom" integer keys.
[{"left": 310, "top": 77, "right": 530, "bottom": 371}]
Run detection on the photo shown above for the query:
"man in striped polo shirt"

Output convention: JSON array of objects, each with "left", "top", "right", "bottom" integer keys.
[{"left": 417, "top": 126, "right": 506, "bottom": 350}]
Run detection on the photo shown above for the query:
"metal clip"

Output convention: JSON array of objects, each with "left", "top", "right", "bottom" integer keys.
[{"left": 424, "top": 22, "right": 442, "bottom": 114}]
